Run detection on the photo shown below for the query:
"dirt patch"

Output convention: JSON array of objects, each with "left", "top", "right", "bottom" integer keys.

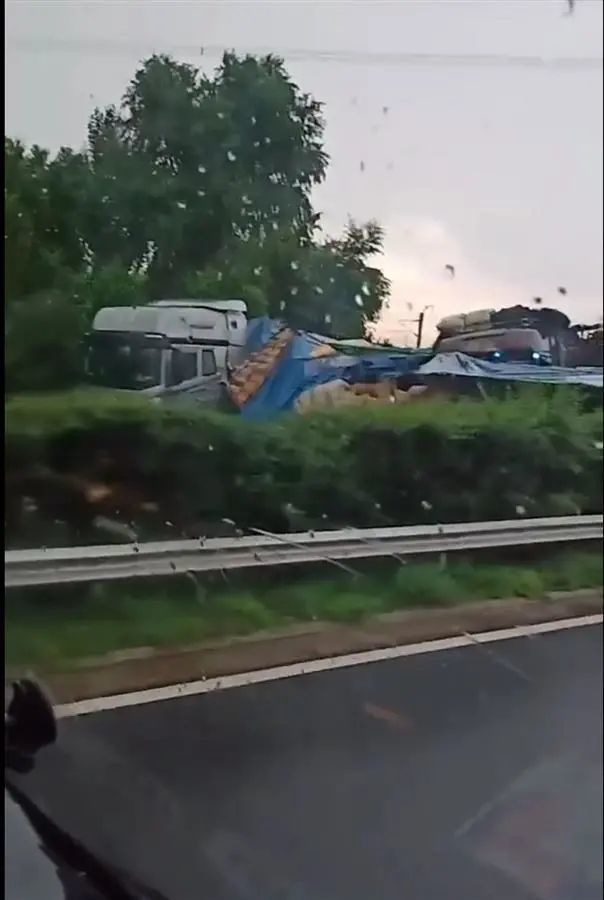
[{"left": 12, "top": 589, "right": 601, "bottom": 704}]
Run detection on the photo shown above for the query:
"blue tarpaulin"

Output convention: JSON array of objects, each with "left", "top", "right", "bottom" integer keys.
[
  {"left": 239, "top": 320, "right": 603, "bottom": 420},
  {"left": 342, "top": 351, "right": 432, "bottom": 385},
  {"left": 242, "top": 317, "right": 283, "bottom": 355},
  {"left": 240, "top": 324, "right": 354, "bottom": 421},
  {"left": 418, "top": 352, "right": 604, "bottom": 388},
  {"left": 240, "top": 318, "right": 434, "bottom": 421}
]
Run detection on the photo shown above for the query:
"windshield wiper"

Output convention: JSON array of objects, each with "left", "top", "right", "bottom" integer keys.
[
  {"left": 5, "top": 678, "right": 169, "bottom": 900},
  {"left": 6, "top": 781, "right": 169, "bottom": 900}
]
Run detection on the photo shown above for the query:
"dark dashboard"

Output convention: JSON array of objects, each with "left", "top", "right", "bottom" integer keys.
[{"left": 4, "top": 679, "right": 167, "bottom": 900}]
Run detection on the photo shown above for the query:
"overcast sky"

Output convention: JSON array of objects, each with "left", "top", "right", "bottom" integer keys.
[{"left": 5, "top": 0, "right": 603, "bottom": 341}]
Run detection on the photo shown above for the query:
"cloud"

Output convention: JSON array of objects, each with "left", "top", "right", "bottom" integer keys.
[{"left": 374, "top": 216, "right": 602, "bottom": 345}]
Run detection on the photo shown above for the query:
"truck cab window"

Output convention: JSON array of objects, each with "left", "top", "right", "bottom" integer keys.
[
  {"left": 201, "top": 349, "right": 217, "bottom": 376},
  {"left": 167, "top": 348, "right": 198, "bottom": 386},
  {"left": 87, "top": 335, "right": 162, "bottom": 390}
]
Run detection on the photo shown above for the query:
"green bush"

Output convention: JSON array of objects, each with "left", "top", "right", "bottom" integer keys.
[
  {"left": 447, "top": 562, "right": 545, "bottom": 600},
  {"left": 393, "top": 564, "right": 465, "bottom": 607},
  {"left": 5, "top": 386, "right": 602, "bottom": 547},
  {"left": 539, "top": 551, "right": 604, "bottom": 592},
  {"left": 5, "top": 293, "right": 88, "bottom": 392},
  {"left": 210, "top": 592, "right": 277, "bottom": 634}
]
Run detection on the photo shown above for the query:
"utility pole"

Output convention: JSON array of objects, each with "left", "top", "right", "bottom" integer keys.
[
  {"left": 416, "top": 310, "right": 425, "bottom": 349},
  {"left": 397, "top": 305, "right": 433, "bottom": 349}
]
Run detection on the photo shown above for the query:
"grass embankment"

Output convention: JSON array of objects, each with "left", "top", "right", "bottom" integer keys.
[{"left": 6, "top": 550, "right": 602, "bottom": 671}]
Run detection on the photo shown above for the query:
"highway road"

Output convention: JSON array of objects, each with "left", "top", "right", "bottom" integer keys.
[{"left": 11, "top": 622, "right": 603, "bottom": 900}]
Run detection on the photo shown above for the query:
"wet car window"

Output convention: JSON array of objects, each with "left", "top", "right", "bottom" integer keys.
[{"left": 5, "top": 2, "right": 603, "bottom": 899}]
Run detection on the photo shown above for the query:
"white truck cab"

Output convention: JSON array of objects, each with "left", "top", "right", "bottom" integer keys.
[{"left": 88, "top": 299, "right": 248, "bottom": 395}]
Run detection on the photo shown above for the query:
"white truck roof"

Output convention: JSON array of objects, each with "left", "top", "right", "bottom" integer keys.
[
  {"left": 92, "top": 301, "right": 247, "bottom": 346},
  {"left": 152, "top": 299, "right": 247, "bottom": 314}
]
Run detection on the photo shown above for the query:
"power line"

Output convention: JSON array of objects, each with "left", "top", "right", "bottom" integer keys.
[{"left": 6, "top": 37, "right": 603, "bottom": 70}]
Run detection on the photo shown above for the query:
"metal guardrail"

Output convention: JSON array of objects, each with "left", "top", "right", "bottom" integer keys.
[{"left": 5, "top": 515, "right": 603, "bottom": 588}]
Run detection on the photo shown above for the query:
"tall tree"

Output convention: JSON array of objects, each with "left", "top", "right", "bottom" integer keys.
[
  {"left": 5, "top": 51, "right": 391, "bottom": 391},
  {"left": 5, "top": 139, "right": 90, "bottom": 301},
  {"left": 86, "top": 52, "right": 329, "bottom": 297}
]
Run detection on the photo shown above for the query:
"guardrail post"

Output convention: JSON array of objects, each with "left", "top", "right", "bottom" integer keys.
[{"left": 4, "top": 516, "right": 603, "bottom": 588}]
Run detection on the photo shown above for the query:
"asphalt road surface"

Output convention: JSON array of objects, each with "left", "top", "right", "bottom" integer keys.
[{"left": 12, "top": 624, "right": 603, "bottom": 900}]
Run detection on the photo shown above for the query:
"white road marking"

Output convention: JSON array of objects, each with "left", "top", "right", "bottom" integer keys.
[{"left": 55, "top": 614, "right": 603, "bottom": 719}]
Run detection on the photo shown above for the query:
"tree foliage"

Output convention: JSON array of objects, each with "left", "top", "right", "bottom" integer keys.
[
  {"left": 5, "top": 292, "right": 87, "bottom": 392},
  {"left": 5, "top": 52, "right": 390, "bottom": 390}
]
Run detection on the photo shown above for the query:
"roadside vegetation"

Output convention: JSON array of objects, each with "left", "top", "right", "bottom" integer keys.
[
  {"left": 6, "top": 386, "right": 602, "bottom": 549},
  {"left": 6, "top": 550, "right": 602, "bottom": 670},
  {"left": 6, "top": 52, "right": 389, "bottom": 393}
]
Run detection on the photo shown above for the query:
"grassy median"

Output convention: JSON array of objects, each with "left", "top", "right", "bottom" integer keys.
[{"left": 5, "top": 550, "right": 602, "bottom": 671}]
